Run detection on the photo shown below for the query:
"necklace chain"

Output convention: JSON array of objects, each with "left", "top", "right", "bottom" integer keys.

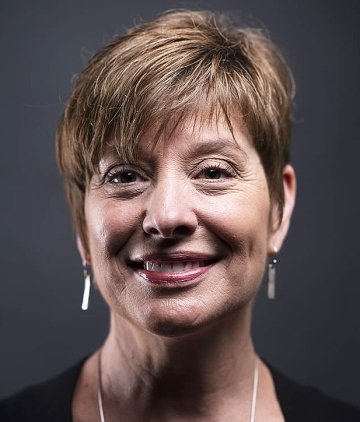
[
  {"left": 97, "top": 351, "right": 259, "bottom": 422},
  {"left": 97, "top": 353, "right": 105, "bottom": 422}
]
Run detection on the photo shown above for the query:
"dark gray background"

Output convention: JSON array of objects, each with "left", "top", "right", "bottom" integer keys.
[{"left": 1, "top": 0, "right": 359, "bottom": 407}]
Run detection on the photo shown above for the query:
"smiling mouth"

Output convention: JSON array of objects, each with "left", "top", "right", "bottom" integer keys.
[
  {"left": 128, "top": 256, "right": 219, "bottom": 285},
  {"left": 142, "top": 260, "right": 214, "bottom": 272}
]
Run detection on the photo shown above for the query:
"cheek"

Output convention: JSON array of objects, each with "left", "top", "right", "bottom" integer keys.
[
  {"left": 84, "top": 196, "right": 142, "bottom": 298},
  {"left": 196, "top": 188, "right": 271, "bottom": 300},
  {"left": 85, "top": 197, "right": 141, "bottom": 259},
  {"left": 197, "top": 188, "right": 272, "bottom": 255},
  {"left": 84, "top": 196, "right": 147, "bottom": 315}
]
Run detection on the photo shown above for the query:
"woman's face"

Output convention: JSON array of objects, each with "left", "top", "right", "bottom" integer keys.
[{"left": 81, "top": 115, "right": 295, "bottom": 336}]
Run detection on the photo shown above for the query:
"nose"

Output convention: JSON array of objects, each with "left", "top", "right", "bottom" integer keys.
[{"left": 142, "top": 178, "right": 198, "bottom": 239}]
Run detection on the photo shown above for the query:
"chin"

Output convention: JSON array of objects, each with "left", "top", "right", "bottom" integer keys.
[
  {"left": 132, "top": 296, "right": 249, "bottom": 338},
  {"left": 135, "top": 299, "right": 204, "bottom": 337}
]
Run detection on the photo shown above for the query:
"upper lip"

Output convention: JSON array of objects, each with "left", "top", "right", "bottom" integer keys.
[{"left": 128, "top": 252, "right": 220, "bottom": 267}]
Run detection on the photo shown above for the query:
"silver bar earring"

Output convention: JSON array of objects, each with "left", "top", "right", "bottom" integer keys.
[
  {"left": 267, "top": 246, "right": 278, "bottom": 300},
  {"left": 81, "top": 264, "right": 92, "bottom": 310},
  {"left": 267, "top": 257, "right": 277, "bottom": 299}
]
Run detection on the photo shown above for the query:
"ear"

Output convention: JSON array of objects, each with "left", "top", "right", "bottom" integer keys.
[
  {"left": 268, "top": 164, "right": 296, "bottom": 253},
  {"left": 76, "top": 235, "right": 91, "bottom": 265}
]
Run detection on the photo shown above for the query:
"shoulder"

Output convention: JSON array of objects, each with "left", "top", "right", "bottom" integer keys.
[
  {"left": 269, "top": 364, "right": 360, "bottom": 422},
  {"left": 0, "top": 359, "right": 85, "bottom": 422}
]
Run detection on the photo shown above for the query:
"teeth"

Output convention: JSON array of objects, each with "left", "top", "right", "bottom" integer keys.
[
  {"left": 143, "top": 261, "right": 204, "bottom": 272},
  {"left": 184, "top": 262, "right": 193, "bottom": 271},
  {"left": 160, "top": 262, "right": 173, "bottom": 272}
]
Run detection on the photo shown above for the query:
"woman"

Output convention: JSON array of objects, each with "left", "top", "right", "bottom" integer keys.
[{"left": 1, "top": 10, "right": 359, "bottom": 422}]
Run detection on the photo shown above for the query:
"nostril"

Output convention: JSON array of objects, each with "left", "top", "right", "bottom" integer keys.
[
  {"left": 144, "top": 224, "right": 194, "bottom": 239},
  {"left": 173, "top": 225, "right": 193, "bottom": 236},
  {"left": 148, "top": 227, "right": 160, "bottom": 235}
]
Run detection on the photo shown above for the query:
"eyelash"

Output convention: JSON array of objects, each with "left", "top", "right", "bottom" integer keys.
[
  {"left": 105, "top": 167, "right": 144, "bottom": 184},
  {"left": 195, "top": 162, "right": 237, "bottom": 179}
]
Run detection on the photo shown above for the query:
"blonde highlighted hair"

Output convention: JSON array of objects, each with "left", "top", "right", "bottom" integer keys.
[{"left": 56, "top": 10, "right": 295, "bottom": 246}]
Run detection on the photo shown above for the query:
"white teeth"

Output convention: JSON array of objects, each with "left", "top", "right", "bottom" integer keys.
[
  {"left": 143, "top": 261, "right": 204, "bottom": 272},
  {"left": 145, "top": 262, "right": 163, "bottom": 272}
]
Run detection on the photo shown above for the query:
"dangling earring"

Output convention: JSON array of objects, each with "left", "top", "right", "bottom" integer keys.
[
  {"left": 81, "top": 263, "right": 92, "bottom": 310},
  {"left": 267, "top": 247, "right": 278, "bottom": 300}
]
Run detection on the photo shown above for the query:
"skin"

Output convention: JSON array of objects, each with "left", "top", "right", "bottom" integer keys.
[{"left": 73, "top": 114, "right": 296, "bottom": 421}]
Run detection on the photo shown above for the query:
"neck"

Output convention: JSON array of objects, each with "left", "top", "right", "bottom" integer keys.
[{"left": 100, "top": 305, "right": 256, "bottom": 420}]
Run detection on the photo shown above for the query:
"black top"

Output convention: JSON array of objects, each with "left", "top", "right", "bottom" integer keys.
[{"left": 1, "top": 359, "right": 359, "bottom": 421}]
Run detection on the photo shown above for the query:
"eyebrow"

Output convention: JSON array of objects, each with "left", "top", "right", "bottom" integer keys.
[{"left": 185, "top": 138, "right": 249, "bottom": 161}]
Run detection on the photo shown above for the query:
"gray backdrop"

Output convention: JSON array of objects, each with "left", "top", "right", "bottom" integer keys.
[{"left": 1, "top": 0, "right": 359, "bottom": 407}]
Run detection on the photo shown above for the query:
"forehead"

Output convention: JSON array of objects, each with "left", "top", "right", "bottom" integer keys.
[{"left": 104, "top": 107, "right": 253, "bottom": 163}]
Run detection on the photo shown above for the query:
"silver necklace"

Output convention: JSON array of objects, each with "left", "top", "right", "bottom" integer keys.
[{"left": 97, "top": 351, "right": 259, "bottom": 422}]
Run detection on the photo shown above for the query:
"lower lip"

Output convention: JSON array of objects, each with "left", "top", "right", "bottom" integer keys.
[{"left": 136, "top": 264, "right": 215, "bottom": 286}]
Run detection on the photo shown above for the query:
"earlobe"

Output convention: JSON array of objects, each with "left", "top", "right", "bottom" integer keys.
[{"left": 268, "top": 164, "right": 296, "bottom": 253}]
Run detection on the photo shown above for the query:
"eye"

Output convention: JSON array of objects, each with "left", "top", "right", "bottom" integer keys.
[
  {"left": 197, "top": 163, "right": 235, "bottom": 180},
  {"left": 111, "top": 170, "right": 139, "bottom": 184},
  {"left": 105, "top": 167, "right": 145, "bottom": 185},
  {"left": 203, "top": 167, "right": 224, "bottom": 179},
  {"left": 99, "top": 163, "right": 149, "bottom": 198}
]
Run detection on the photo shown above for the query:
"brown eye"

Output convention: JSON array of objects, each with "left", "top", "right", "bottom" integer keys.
[
  {"left": 204, "top": 168, "right": 222, "bottom": 179},
  {"left": 111, "top": 171, "right": 139, "bottom": 184},
  {"left": 197, "top": 163, "right": 235, "bottom": 180}
]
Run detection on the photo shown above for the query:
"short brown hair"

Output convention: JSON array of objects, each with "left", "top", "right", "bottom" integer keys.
[{"left": 56, "top": 10, "right": 295, "bottom": 247}]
